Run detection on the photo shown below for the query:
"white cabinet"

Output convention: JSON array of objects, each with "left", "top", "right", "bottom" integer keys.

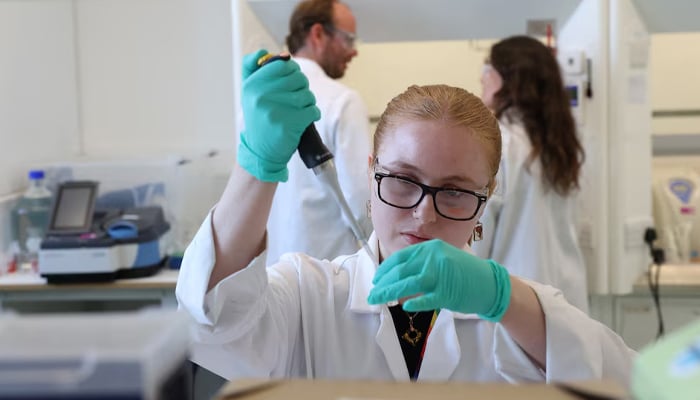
[
  {"left": 615, "top": 295, "right": 700, "bottom": 350},
  {"left": 591, "top": 265, "right": 700, "bottom": 351}
]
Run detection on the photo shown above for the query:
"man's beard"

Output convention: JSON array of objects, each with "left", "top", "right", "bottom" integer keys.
[{"left": 319, "top": 50, "right": 345, "bottom": 79}]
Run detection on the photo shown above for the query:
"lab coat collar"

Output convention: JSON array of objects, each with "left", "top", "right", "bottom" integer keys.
[
  {"left": 347, "top": 232, "right": 382, "bottom": 314},
  {"left": 416, "top": 308, "right": 462, "bottom": 381},
  {"left": 500, "top": 107, "right": 524, "bottom": 126},
  {"left": 292, "top": 56, "right": 326, "bottom": 80},
  {"left": 376, "top": 306, "right": 467, "bottom": 381}
]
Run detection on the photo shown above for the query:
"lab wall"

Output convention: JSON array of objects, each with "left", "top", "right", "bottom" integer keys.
[
  {"left": 650, "top": 32, "right": 700, "bottom": 136},
  {"left": 75, "top": 0, "right": 236, "bottom": 158},
  {"left": 0, "top": 0, "right": 81, "bottom": 197},
  {"left": 651, "top": 34, "right": 700, "bottom": 110},
  {"left": 339, "top": 40, "right": 493, "bottom": 121},
  {"left": 0, "top": 0, "right": 236, "bottom": 198}
]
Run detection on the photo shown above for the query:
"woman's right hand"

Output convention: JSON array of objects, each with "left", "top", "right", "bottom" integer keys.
[{"left": 237, "top": 49, "right": 321, "bottom": 183}]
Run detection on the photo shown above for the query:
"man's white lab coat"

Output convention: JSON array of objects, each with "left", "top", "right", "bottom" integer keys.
[
  {"left": 473, "top": 115, "right": 590, "bottom": 313},
  {"left": 265, "top": 57, "right": 372, "bottom": 265},
  {"left": 177, "top": 212, "right": 634, "bottom": 384}
]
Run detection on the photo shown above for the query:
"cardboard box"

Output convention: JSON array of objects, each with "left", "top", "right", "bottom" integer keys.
[{"left": 216, "top": 379, "right": 628, "bottom": 400}]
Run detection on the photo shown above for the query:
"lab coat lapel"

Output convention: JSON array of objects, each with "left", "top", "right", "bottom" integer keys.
[
  {"left": 347, "top": 232, "right": 381, "bottom": 313},
  {"left": 416, "top": 310, "right": 471, "bottom": 381},
  {"left": 375, "top": 306, "right": 410, "bottom": 380},
  {"left": 347, "top": 233, "right": 409, "bottom": 380}
]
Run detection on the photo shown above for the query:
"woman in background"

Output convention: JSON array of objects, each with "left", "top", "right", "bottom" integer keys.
[{"left": 473, "top": 35, "right": 589, "bottom": 313}]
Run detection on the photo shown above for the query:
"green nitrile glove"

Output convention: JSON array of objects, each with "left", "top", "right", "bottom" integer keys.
[
  {"left": 367, "top": 239, "right": 511, "bottom": 322},
  {"left": 237, "top": 49, "right": 321, "bottom": 182}
]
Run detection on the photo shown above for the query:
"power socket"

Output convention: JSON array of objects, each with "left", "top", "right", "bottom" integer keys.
[{"left": 625, "top": 217, "right": 654, "bottom": 249}]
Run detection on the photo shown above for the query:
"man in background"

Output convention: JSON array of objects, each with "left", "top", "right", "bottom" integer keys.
[{"left": 266, "top": 0, "right": 372, "bottom": 264}]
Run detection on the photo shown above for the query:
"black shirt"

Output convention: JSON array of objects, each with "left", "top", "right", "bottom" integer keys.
[{"left": 389, "top": 304, "right": 436, "bottom": 380}]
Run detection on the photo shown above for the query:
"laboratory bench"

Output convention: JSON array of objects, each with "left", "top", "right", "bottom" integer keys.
[
  {"left": 0, "top": 268, "right": 178, "bottom": 313},
  {"left": 590, "top": 264, "right": 700, "bottom": 351}
]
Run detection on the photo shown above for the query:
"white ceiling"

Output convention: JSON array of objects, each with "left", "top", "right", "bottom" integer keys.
[
  {"left": 247, "top": 0, "right": 582, "bottom": 44},
  {"left": 247, "top": 0, "right": 700, "bottom": 46},
  {"left": 633, "top": 0, "right": 700, "bottom": 33}
]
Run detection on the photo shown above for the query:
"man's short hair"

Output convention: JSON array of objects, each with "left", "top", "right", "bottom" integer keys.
[{"left": 285, "top": 0, "right": 336, "bottom": 54}]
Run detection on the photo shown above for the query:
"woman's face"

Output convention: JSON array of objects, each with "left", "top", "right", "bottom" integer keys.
[
  {"left": 480, "top": 63, "right": 502, "bottom": 110},
  {"left": 370, "top": 119, "right": 491, "bottom": 261}
]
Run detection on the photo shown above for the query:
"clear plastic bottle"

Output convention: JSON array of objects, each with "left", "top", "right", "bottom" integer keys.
[{"left": 10, "top": 170, "right": 53, "bottom": 272}]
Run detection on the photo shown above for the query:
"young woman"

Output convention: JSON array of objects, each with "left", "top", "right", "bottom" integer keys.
[
  {"left": 474, "top": 36, "right": 589, "bottom": 313},
  {"left": 176, "top": 49, "right": 633, "bottom": 383}
]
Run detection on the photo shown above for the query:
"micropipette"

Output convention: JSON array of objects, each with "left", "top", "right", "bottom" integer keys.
[{"left": 256, "top": 53, "right": 378, "bottom": 266}]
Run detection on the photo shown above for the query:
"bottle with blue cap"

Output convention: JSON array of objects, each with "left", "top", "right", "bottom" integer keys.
[{"left": 10, "top": 170, "right": 53, "bottom": 272}]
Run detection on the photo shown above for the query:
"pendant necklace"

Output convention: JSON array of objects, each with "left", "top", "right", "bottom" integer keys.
[{"left": 402, "top": 311, "right": 423, "bottom": 347}]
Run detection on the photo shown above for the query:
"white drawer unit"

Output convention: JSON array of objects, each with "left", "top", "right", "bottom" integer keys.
[{"left": 615, "top": 295, "right": 700, "bottom": 350}]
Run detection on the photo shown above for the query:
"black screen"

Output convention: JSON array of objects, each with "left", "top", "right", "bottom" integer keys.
[{"left": 53, "top": 187, "right": 94, "bottom": 229}]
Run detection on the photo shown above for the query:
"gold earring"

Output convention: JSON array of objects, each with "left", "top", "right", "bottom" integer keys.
[
  {"left": 472, "top": 222, "right": 483, "bottom": 242},
  {"left": 366, "top": 200, "right": 371, "bottom": 218}
]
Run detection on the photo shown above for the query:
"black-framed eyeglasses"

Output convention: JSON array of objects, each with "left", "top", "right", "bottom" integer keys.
[
  {"left": 323, "top": 24, "right": 356, "bottom": 49},
  {"left": 374, "top": 171, "right": 487, "bottom": 221}
]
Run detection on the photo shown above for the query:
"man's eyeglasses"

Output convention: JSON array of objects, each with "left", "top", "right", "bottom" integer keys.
[
  {"left": 373, "top": 171, "right": 487, "bottom": 221},
  {"left": 324, "top": 24, "right": 356, "bottom": 49}
]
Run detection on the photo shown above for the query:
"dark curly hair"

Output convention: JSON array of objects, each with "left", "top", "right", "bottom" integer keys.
[{"left": 489, "top": 35, "right": 584, "bottom": 196}]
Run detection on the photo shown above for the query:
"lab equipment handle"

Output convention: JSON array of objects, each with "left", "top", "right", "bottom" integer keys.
[{"left": 298, "top": 125, "right": 334, "bottom": 169}]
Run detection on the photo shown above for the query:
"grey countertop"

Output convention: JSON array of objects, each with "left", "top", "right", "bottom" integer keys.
[{"left": 633, "top": 264, "right": 700, "bottom": 295}]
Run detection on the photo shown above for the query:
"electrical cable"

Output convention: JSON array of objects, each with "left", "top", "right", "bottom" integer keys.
[
  {"left": 644, "top": 228, "right": 665, "bottom": 339},
  {"left": 585, "top": 58, "right": 593, "bottom": 98}
]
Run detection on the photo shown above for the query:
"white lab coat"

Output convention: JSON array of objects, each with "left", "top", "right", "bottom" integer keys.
[
  {"left": 265, "top": 57, "right": 372, "bottom": 265},
  {"left": 177, "top": 212, "right": 635, "bottom": 384},
  {"left": 473, "top": 115, "right": 590, "bottom": 313}
]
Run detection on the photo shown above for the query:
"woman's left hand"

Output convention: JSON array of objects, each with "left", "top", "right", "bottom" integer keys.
[{"left": 367, "top": 239, "right": 511, "bottom": 321}]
